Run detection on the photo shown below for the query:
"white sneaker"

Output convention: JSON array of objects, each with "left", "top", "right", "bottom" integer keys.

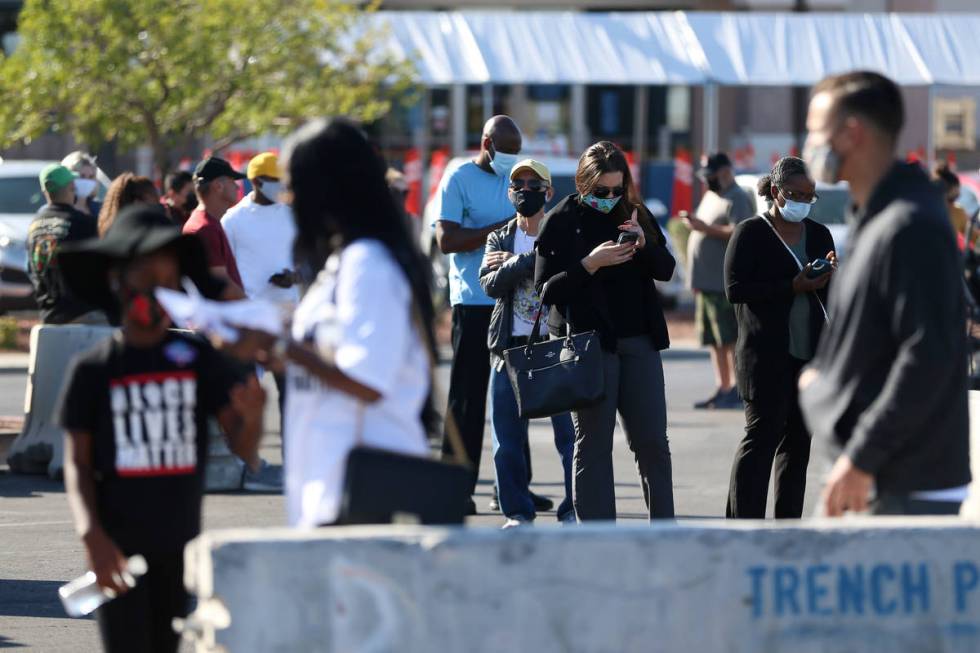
[{"left": 502, "top": 515, "right": 532, "bottom": 530}]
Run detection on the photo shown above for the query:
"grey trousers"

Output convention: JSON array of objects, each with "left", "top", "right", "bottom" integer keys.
[{"left": 572, "top": 336, "right": 674, "bottom": 521}]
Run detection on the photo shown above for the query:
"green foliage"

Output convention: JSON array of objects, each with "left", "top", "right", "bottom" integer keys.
[
  {"left": 0, "top": 0, "right": 416, "bottom": 171},
  {"left": 0, "top": 317, "right": 17, "bottom": 349}
]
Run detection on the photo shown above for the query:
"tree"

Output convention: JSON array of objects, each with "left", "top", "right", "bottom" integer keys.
[{"left": 0, "top": 0, "right": 416, "bottom": 174}]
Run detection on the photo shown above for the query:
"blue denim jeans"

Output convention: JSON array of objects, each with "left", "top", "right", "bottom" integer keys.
[{"left": 489, "top": 365, "right": 574, "bottom": 520}]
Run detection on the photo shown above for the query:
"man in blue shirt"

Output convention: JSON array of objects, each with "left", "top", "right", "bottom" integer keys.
[{"left": 434, "top": 115, "right": 524, "bottom": 513}]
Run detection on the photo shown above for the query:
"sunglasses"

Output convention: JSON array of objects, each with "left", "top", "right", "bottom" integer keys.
[
  {"left": 509, "top": 180, "right": 549, "bottom": 192},
  {"left": 592, "top": 185, "right": 625, "bottom": 199},
  {"left": 780, "top": 188, "right": 820, "bottom": 205}
]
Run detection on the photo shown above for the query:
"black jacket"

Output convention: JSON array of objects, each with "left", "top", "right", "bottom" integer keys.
[
  {"left": 799, "top": 162, "right": 970, "bottom": 493},
  {"left": 534, "top": 194, "right": 675, "bottom": 352},
  {"left": 479, "top": 217, "right": 534, "bottom": 363},
  {"left": 725, "top": 215, "right": 835, "bottom": 400},
  {"left": 26, "top": 203, "right": 99, "bottom": 324}
]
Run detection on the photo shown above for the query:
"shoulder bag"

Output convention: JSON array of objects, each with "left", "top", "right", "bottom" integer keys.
[{"left": 502, "top": 305, "right": 604, "bottom": 420}]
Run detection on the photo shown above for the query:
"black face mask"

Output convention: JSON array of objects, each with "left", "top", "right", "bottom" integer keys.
[
  {"left": 706, "top": 177, "right": 722, "bottom": 194},
  {"left": 512, "top": 189, "right": 547, "bottom": 217}
]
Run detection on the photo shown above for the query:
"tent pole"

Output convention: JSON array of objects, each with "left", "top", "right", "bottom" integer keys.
[
  {"left": 927, "top": 84, "right": 936, "bottom": 170},
  {"left": 572, "top": 84, "right": 588, "bottom": 155},
  {"left": 451, "top": 83, "right": 466, "bottom": 156},
  {"left": 633, "top": 86, "right": 649, "bottom": 185},
  {"left": 482, "top": 83, "right": 493, "bottom": 124},
  {"left": 703, "top": 83, "right": 719, "bottom": 154}
]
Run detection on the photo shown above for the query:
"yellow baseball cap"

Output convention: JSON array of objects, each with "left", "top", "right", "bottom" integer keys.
[
  {"left": 246, "top": 152, "right": 280, "bottom": 180},
  {"left": 510, "top": 159, "right": 551, "bottom": 184}
]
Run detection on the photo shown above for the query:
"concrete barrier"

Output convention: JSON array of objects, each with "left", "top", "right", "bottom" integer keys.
[
  {"left": 184, "top": 520, "right": 980, "bottom": 653},
  {"left": 7, "top": 324, "right": 114, "bottom": 477}
]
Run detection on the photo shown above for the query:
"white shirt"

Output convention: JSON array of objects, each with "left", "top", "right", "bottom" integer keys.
[
  {"left": 284, "top": 239, "right": 430, "bottom": 527},
  {"left": 220, "top": 194, "right": 300, "bottom": 309},
  {"left": 511, "top": 227, "right": 544, "bottom": 337}
]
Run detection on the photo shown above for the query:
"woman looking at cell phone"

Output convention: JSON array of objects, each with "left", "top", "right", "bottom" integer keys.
[
  {"left": 723, "top": 156, "right": 837, "bottom": 519},
  {"left": 534, "top": 141, "right": 676, "bottom": 521}
]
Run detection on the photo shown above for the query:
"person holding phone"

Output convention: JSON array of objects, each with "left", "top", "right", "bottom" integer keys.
[
  {"left": 534, "top": 141, "right": 676, "bottom": 521},
  {"left": 723, "top": 156, "right": 836, "bottom": 519}
]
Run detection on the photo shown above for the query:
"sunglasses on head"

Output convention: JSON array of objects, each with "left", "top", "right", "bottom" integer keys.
[
  {"left": 592, "top": 185, "right": 625, "bottom": 199},
  {"left": 509, "top": 180, "right": 549, "bottom": 192}
]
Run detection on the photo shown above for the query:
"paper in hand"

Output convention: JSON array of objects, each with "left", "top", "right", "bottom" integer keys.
[{"left": 155, "top": 278, "right": 284, "bottom": 343}]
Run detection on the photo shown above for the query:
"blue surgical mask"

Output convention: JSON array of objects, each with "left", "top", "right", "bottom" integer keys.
[
  {"left": 488, "top": 143, "right": 518, "bottom": 178},
  {"left": 780, "top": 196, "right": 811, "bottom": 222},
  {"left": 582, "top": 193, "right": 622, "bottom": 214}
]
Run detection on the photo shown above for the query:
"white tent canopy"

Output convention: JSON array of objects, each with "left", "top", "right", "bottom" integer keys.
[{"left": 374, "top": 10, "right": 980, "bottom": 87}]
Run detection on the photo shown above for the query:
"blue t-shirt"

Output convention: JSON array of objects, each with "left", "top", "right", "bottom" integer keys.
[{"left": 433, "top": 161, "right": 514, "bottom": 306}]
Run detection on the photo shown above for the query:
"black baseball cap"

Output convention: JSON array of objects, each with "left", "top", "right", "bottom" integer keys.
[
  {"left": 698, "top": 152, "right": 733, "bottom": 178},
  {"left": 193, "top": 156, "right": 246, "bottom": 183},
  {"left": 58, "top": 205, "right": 210, "bottom": 316}
]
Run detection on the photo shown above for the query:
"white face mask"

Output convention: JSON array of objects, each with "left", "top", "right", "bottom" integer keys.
[
  {"left": 779, "top": 195, "right": 811, "bottom": 222},
  {"left": 74, "top": 178, "right": 98, "bottom": 199},
  {"left": 258, "top": 180, "right": 281, "bottom": 202}
]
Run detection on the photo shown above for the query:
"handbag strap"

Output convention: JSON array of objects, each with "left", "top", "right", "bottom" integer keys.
[{"left": 760, "top": 214, "right": 830, "bottom": 324}]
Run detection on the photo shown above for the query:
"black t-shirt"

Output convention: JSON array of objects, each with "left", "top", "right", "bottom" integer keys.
[
  {"left": 26, "top": 203, "right": 99, "bottom": 324},
  {"left": 577, "top": 203, "right": 652, "bottom": 338},
  {"left": 57, "top": 331, "right": 243, "bottom": 555}
]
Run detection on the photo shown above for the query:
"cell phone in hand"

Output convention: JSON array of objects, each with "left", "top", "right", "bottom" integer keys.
[
  {"left": 806, "top": 258, "right": 832, "bottom": 279},
  {"left": 617, "top": 231, "right": 639, "bottom": 246}
]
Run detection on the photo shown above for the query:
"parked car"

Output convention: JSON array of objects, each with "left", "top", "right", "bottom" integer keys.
[
  {"left": 735, "top": 174, "right": 852, "bottom": 259},
  {"left": 0, "top": 160, "right": 52, "bottom": 312},
  {"left": 421, "top": 155, "right": 684, "bottom": 308}
]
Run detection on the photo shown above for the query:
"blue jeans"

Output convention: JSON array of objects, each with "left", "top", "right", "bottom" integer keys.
[{"left": 489, "top": 365, "right": 574, "bottom": 520}]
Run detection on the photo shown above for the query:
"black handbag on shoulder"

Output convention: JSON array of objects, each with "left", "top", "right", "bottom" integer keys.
[{"left": 502, "top": 306, "right": 605, "bottom": 419}]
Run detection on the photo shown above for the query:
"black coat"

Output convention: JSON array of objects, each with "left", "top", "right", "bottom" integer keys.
[
  {"left": 724, "top": 214, "right": 835, "bottom": 401},
  {"left": 799, "top": 162, "right": 970, "bottom": 493},
  {"left": 534, "top": 194, "right": 675, "bottom": 352}
]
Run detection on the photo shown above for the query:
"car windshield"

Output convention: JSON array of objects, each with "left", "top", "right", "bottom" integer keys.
[
  {"left": 547, "top": 174, "right": 576, "bottom": 211},
  {"left": 0, "top": 176, "right": 46, "bottom": 214},
  {"left": 809, "top": 189, "right": 850, "bottom": 226}
]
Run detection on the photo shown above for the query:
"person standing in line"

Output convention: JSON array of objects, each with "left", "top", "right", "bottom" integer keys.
[
  {"left": 535, "top": 141, "right": 676, "bottom": 522},
  {"left": 684, "top": 152, "right": 754, "bottom": 410},
  {"left": 799, "top": 71, "right": 970, "bottom": 517},
  {"left": 97, "top": 173, "right": 159, "bottom": 236},
  {"left": 62, "top": 151, "right": 103, "bottom": 218},
  {"left": 221, "top": 152, "right": 299, "bottom": 456},
  {"left": 56, "top": 205, "right": 265, "bottom": 653},
  {"left": 931, "top": 162, "right": 969, "bottom": 249},
  {"left": 26, "top": 164, "right": 102, "bottom": 324},
  {"left": 217, "top": 118, "right": 440, "bottom": 528},
  {"left": 480, "top": 159, "right": 575, "bottom": 528},
  {"left": 160, "top": 171, "right": 196, "bottom": 228},
  {"left": 182, "top": 157, "right": 246, "bottom": 299},
  {"left": 724, "top": 157, "right": 836, "bottom": 519},
  {"left": 433, "top": 115, "right": 552, "bottom": 515}
]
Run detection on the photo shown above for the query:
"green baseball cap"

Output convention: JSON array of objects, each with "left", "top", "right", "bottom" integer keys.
[{"left": 39, "top": 164, "right": 78, "bottom": 194}]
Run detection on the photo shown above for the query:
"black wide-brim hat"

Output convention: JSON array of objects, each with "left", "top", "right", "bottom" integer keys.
[{"left": 58, "top": 204, "right": 212, "bottom": 315}]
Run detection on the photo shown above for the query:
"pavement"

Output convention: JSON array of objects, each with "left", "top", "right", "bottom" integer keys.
[{"left": 0, "top": 343, "right": 830, "bottom": 651}]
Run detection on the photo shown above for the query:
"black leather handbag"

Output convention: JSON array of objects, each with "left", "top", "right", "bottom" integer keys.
[
  {"left": 337, "top": 443, "right": 471, "bottom": 526},
  {"left": 502, "top": 307, "right": 605, "bottom": 419}
]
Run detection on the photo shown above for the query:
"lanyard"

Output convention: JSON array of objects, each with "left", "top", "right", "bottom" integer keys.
[{"left": 761, "top": 215, "right": 830, "bottom": 324}]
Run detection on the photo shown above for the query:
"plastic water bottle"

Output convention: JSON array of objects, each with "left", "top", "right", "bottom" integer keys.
[{"left": 58, "top": 555, "right": 148, "bottom": 617}]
